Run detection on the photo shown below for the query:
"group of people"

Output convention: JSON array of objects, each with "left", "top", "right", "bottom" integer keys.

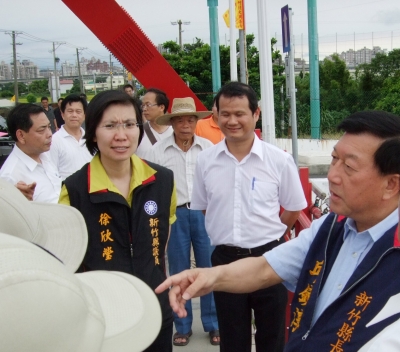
[{"left": 0, "top": 80, "right": 399, "bottom": 352}]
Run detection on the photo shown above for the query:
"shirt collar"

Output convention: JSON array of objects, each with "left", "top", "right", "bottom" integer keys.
[
  {"left": 89, "top": 153, "right": 157, "bottom": 195},
  {"left": 344, "top": 209, "right": 399, "bottom": 242},
  {"left": 216, "top": 133, "right": 263, "bottom": 161},
  {"left": 249, "top": 134, "right": 264, "bottom": 161},
  {"left": 59, "top": 126, "right": 86, "bottom": 139},
  {"left": 162, "top": 133, "right": 202, "bottom": 152},
  {"left": 13, "top": 144, "right": 41, "bottom": 171}
]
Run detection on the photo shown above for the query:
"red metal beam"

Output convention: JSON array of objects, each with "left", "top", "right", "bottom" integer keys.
[{"left": 62, "top": 0, "right": 207, "bottom": 112}]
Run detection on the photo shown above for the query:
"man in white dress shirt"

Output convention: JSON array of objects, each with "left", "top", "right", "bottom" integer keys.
[
  {"left": 49, "top": 94, "right": 92, "bottom": 180},
  {"left": 147, "top": 97, "right": 219, "bottom": 347},
  {"left": 0, "top": 103, "right": 61, "bottom": 203},
  {"left": 135, "top": 88, "right": 173, "bottom": 158},
  {"left": 189, "top": 82, "right": 307, "bottom": 352}
]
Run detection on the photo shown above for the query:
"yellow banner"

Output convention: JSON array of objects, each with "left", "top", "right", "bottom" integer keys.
[
  {"left": 222, "top": 0, "right": 245, "bottom": 30},
  {"left": 236, "top": 0, "right": 245, "bottom": 30},
  {"left": 223, "top": 9, "right": 230, "bottom": 28}
]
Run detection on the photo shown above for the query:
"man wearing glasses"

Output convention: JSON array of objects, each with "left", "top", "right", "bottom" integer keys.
[{"left": 135, "top": 88, "right": 173, "bottom": 158}]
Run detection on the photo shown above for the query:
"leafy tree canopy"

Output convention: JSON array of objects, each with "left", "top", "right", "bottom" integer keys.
[{"left": 28, "top": 80, "right": 49, "bottom": 94}]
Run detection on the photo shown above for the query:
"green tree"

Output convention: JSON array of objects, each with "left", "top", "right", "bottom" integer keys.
[
  {"left": 356, "top": 49, "right": 400, "bottom": 113},
  {"left": 161, "top": 34, "right": 283, "bottom": 111},
  {"left": 69, "top": 79, "right": 81, "bottom": 94},
  {"left": 28, "top": 80, "right": 49, "bottom": 94},
  {"left": 0, "top": 90, "right": 13, "bottom": 98},
  {"left": 358, "top": 49, "right": 400, "bottom": 88},
  {"left": 374, "top": 75, "right": 400, "bottom": 115},
  {"left": 0, "top": 82, "right": 27, "bottom": 95},
  {"left": 26, "top": 94, "right": 37, "bottom": 103},
  {"left": 96, "top": 76, "right": 107, "bottom": 83},
  {"left": 319, "top": 54, "right": 352, "bottom": 111},
  {"left": 319, "top": 54, "right": 351, "bottom": 91}
]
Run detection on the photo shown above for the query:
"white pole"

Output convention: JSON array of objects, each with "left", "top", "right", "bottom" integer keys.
[
  {"left": 229, "top": 0, "right": 237, "bottom": 81},
  {"left": 288, "top": 8, "right": 298, "bottom": 167},
  {"left": 257, "top": 0, "right": 275, "bottom": 144}
]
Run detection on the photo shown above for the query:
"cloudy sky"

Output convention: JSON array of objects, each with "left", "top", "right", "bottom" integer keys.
[{"left": 0, "top": 0, "right": 399, "bottom": 69}]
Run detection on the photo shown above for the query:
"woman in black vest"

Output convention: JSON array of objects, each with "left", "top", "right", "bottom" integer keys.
[{"left": 59, "top": 90, "right": 177, "bottom": 352}]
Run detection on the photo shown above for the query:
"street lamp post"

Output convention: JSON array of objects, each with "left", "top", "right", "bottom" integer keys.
[{"left": 171, "top": 20, "right": 190, "bottom": 50}]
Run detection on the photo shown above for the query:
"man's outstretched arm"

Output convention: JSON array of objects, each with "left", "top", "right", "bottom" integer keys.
[{"left": 155, "top": 256, "right": 283, "bottom": 318}]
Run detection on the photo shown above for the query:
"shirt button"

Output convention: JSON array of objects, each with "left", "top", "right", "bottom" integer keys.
[
  {"left": 338, "top": 284, "right": 342, "bottom": 290},
  {"left": 352, "top": 252, "right": 358, "bottom": 258}
]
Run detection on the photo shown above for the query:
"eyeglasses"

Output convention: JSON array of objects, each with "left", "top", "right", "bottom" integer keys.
[
  {"left": 100, "top": 122, "right": 141, "bottom": 131},
  {"left": 140, "top": 103, "right": 159, "bottom": 110}
]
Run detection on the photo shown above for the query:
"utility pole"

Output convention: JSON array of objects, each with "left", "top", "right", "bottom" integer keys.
[
  {"left": 5, "top": 31, "right": 22, "bottom": 103},
  {"left": 171, "top": 20, "right": 190, "bottom": 50},
  {"left": 12, "top": 31, "right": 22, "bottom": 103},
  {"left": 76, "top": 47, "right": 86, "bottom": 93},
  {"left": 51, "top": 42, "right": 66, "bottom": 101}
]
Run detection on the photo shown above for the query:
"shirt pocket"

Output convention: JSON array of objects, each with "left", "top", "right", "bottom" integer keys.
[{"left": 249, "top": 181, "right": 278, "bottom": 216}]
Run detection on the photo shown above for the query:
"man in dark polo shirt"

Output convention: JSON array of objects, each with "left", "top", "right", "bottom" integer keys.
[
  {"left": 54, "top": 97, "right": 64, "bottom": 129},
  {"left": 41, "top": 96, "right": 56, "bottom": 133}
]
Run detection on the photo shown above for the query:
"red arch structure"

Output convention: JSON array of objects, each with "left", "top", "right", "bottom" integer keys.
[{"left": 62, "top": 0, "right": 207, "bottom": 111}]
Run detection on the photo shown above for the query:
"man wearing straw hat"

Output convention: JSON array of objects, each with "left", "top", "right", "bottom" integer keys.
[{"left": 147, "top": 97, "right": 219, "bottom": 346}]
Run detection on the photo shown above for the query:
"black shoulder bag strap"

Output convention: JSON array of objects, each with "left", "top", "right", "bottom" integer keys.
[{"left": 143, "top": 121, "right": 157, "bottom": 145}]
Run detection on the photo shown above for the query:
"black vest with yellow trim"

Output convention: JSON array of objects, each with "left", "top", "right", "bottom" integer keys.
[
  {"left": 286, "top": 212, "right": 400, "bottom": 351},
  {"left": 64, "top": 161, "right": 174, "bottom": 327}
]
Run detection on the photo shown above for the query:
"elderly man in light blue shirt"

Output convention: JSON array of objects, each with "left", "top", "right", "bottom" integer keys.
[{"left": 156, "top": 111, "right": 400, "bottom": 352}]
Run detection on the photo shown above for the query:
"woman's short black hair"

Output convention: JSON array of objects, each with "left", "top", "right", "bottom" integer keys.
[{"left": 84, "top": 90, "right": 144, "bottom": 156}]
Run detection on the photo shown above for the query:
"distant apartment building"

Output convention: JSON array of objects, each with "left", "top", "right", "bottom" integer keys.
[
  {"left": 86, "top": 57, "right": 110, "bottom": 74},
  {"left": 61, "top": 61, "right": 88, "bottom": 77},
  {"left": 340, "top": 46, "right": 387, "bottom": 66},
  {"left": 0, "top": 61, "right": 12, "bottom": 80},
  {"left": 84, "top": 75, "right": 125, "bottom": 92},
  {"left": 1, "top": 60, "right": 39, "bottom": 80},
  {"left": 61, "top": 61, "right": 77, "bottom": 76}
]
